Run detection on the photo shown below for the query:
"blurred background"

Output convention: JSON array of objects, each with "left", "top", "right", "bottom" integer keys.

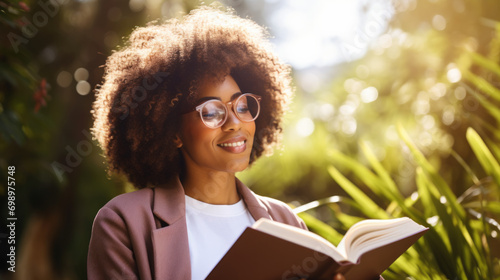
[{"left": 1, "top": 0, "right": 499, "bottom": 279}]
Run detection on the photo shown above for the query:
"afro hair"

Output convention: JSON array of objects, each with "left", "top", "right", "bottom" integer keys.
[{"left": 91, "top": 5, "right": 293, "bottom": 188}]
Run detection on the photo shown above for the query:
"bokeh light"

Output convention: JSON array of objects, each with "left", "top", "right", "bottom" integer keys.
[
  {"left": 339, "top": 101, "right": 357, "bottom": 116},
  {"left": 454, "top": 86, "right": 466, "bottom": 100},
  {"left": 296, "top": 117, "right": 315, "bottom": 137},
  {"left": 429, "top": 83, "right": 446, "bottom": 100},
  {"left": 74, "top": 67, "right": 89, "bottom": 82},
  {"left": 360, "top": 86, "right": 379, "bottom": 103},
  {"left": 432, "top": 14, "right": 447, "bottom": 31},
  {"left": 447, "top": 67, "right": 462, "bottom": 83},
  {"left": 76, "top": 80, "right": 91, "bottom": 95},
  {"left": 57, "top": 71, "right": 72, "bottom": 88},
  {"left": 341, "top": 117, "right": 357, "bottom": 135},
  {"left": 442, "top": 106, "right": 455, "bottom": 125}
]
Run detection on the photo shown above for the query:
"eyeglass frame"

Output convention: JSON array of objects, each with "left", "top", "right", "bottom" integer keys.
[{"left": 189, "top": 93, "right": 262, "bottom": 129}]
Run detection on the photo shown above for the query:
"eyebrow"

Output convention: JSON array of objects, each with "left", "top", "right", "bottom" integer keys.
[{"left": 195, "top": 92, "right": 242, "bottom": 104}]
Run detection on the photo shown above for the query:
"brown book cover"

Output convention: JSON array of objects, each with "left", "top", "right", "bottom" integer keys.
[{"left": 206, "top": 220, "right": 428, "bottom": 280}]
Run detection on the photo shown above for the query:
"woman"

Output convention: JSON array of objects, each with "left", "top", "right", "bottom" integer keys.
[{"left": 88, "top": 5, "right": 348, "bottom": 280}]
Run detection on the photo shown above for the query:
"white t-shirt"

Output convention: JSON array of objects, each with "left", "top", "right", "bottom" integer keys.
[{"left": 185, "top": 195, "right": 255, "bottom": 280}]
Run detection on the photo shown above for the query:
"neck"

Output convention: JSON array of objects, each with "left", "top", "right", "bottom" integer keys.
[{"left": 181, "top": 170, "right": 240, "bottom": 205}]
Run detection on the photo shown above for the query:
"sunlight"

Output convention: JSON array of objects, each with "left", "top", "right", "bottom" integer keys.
[
  {"left": 296, "top": 117, "right": 315, "bottom": 137},
  {"left": 360, "top": 86, "right": 378, "bottom": 103},
  {"left": 269, "top": 0, "right": 394, "bottom": 69}
]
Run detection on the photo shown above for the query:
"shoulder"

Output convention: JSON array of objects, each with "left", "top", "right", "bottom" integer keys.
[
  {"left": 254, "top": 194, "right": 307, "bottom": 230},
  {"left": 104, "top": 188, "right": 154, "bottom": 210},
  {"left": 93, "top": 188, "right": 156, "bottom": 226},
  {"left": 88, "top": 189, "right": 157, "bottom": 279},
  {"left": 100, "top": 188, "right": 154, "bottom": 215}
]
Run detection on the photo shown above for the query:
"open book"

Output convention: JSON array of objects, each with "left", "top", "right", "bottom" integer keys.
[{"left": 206, "top": 217, "right": 428, "bottom": 280}]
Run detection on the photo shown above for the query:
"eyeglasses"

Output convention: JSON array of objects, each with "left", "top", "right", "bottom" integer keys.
[{"left": 191, "top": 93, "right": 262, "bottom": 129}]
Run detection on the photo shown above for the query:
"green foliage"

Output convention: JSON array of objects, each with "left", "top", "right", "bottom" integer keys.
[
  {"left": 246, "top": 2, "right": 500, "bottom": 278},
  {"left": 467, "top": 128, "right": 500, "bottom": 187},
  {"left": 297, "top": 127, "right": 500, "bottom": 279}
]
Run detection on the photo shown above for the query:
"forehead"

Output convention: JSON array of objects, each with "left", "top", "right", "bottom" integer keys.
[{"left": 197, "top": 75, "right": 241, "bottom": 100}]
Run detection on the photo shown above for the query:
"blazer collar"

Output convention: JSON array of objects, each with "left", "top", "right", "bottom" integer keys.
[
  {"left": 151, "top": 177, "right": 190, "bottom": 279},
  {"left": 152, "top": 176, "right": 186, "bottom": 226},
  {"left": 236, "top": 178, "right": 272, "bottom": 222},
  {"left": 152, "top": 176, "right": 271, "bottom": 225}
]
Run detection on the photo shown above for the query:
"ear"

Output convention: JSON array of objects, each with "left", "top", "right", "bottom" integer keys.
[{"left": 174, "top": 135, "right": 183, "bottom": 148}]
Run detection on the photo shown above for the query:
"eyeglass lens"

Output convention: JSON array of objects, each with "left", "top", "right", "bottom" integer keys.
[{"left": 200, "top": 94, "right": 260, "bottom": 128}]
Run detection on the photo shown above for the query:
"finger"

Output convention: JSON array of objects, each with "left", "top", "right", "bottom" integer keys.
[{"left": 334, "top": 273, "right": 346, "bottom": 280}]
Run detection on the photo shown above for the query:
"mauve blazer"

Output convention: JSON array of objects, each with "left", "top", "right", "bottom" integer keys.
[{"left": 87, "top": 177, "right": 307, "bottom": 280}]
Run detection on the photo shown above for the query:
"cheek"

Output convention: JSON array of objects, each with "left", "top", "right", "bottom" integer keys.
[
  {"left": 246, "top": 122, "right": 256, "bottom": 144},
  {"left": 180, "top": 116, "right": 216, "bottom": 147},
  {"left": 249, "top": 122, "right": 256, "bottom": 137}
]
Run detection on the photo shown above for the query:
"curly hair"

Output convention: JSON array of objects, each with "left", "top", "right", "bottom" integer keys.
[{"left": 91, "top": 5, "right": 292, "bottom": 189}]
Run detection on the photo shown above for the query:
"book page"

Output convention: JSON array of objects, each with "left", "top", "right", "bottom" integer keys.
[
  {"left": 252, "top": 218, "right": 348, "bottom": 262},
  {"left": 339, "top": 217, "right": 427, "bottom": 263}
]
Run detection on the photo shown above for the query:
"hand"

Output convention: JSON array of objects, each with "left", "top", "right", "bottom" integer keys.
[{"left": 333, "top": 273, "right": 345, "bottom": 280}]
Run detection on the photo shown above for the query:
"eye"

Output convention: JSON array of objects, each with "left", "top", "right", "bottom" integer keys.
[
  {"left": 236, "top": 105, "right": 250, "bottom": 114},
  {"left": 202, "top": 108, "right": 225, "bottom": 120},
  {"left": 236, "top": 98, "right": 250, "bottom": 114},
  {"left": 202, "top": 112, "right": 216, "bottom": 119}
]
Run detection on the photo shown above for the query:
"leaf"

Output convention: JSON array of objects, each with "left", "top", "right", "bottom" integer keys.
[
  {"left": 359, "top": 142, "right": 424, "bottom": 220},
  {"left": 397, "top": 124, "right": 466, "bottom": 219},
  {"left": 466, "top": 128, "right": 500, "bottom": 188},
  {"left": 451, "top": 149, "right": 480, "bottom": 186},
  {"left": 293, "top": 195, "right": 342, "bottom": 214},
  {"left": 328, "top": 149, "right": 390, "bottom": 199},
  {"left": 359, "top": 142, "right": 403, "bottom": 200},
  {"left": 462, "top": 83, "right": 500, "bottom": 123},
  {"left": 0, "top": 111, "right": 26, "bottom": 145},
  {"left": 327, "top": 165, "right": 388, "bottom": 219},
  {"left": 463, "top": 201, "right": 500, "bottom": 216},
  {"left": 469, "top": 52, "right": 500, "bottom": 78},
  {"left": 463, "top": 70, "right": 500, "bottom": 102}
]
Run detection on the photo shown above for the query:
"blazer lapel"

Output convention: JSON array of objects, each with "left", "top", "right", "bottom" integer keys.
[
  {"left": 151, "top": 177, "right": 191, "bottom": 280},
  {"left": 236, "top": 178, "right": 272, "bottom": 221}
]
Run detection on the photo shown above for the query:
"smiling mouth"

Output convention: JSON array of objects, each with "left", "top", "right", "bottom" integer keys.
[{"left": 217, "top": 141, "right": 246, "bottom": 148}]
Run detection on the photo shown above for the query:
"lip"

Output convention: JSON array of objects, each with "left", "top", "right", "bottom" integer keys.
[
  {"left": 217, "top": 136, "right": 248, "bottom": 154},
  {"left": 218, "top": 136, "right": 247, "bottom": 145}
]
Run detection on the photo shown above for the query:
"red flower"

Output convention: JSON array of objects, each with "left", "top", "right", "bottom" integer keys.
[
  {"left": 18, "top": 2, "right": 30, "bottom": 12},
  {"left": 34, "top": 78, "right": 48, "bottom": 112}
]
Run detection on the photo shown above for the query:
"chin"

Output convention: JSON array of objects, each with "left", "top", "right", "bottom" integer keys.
[{"left": 223, "top": 158, "right": 250, "bottom": 173}]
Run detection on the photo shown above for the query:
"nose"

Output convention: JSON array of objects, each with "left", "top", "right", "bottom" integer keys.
[{"left": 221, "top": 105, "right": 242, "bottom": 131}]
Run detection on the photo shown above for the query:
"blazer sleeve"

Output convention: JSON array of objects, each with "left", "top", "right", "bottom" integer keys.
[{"left": 87, "top": 207, "right": 139, "bottom": 280}]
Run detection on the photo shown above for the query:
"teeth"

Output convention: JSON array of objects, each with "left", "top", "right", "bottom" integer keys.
[{"left": 219, "top": 141, "right": 245, "bottom": 147}]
